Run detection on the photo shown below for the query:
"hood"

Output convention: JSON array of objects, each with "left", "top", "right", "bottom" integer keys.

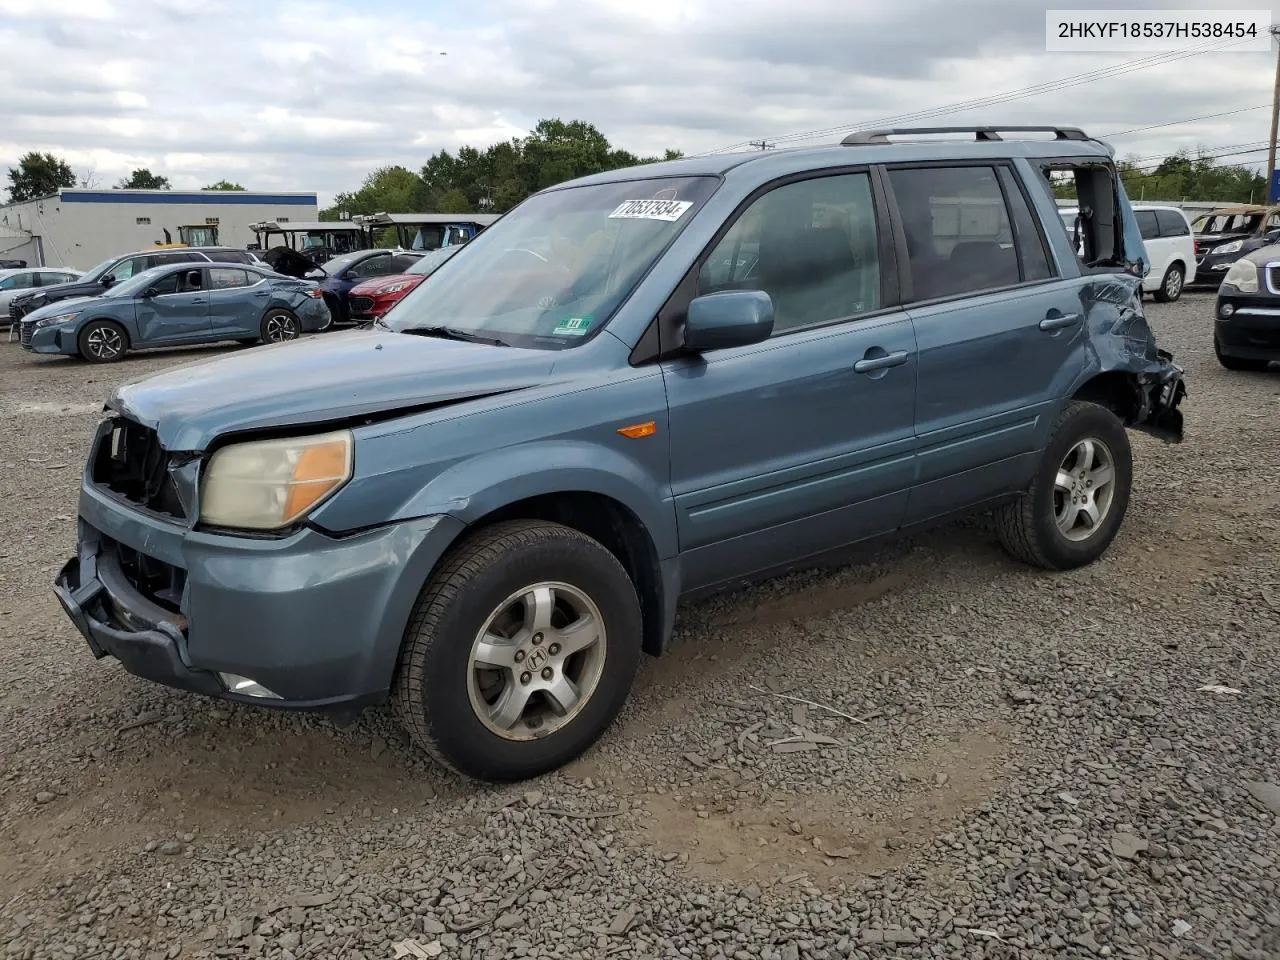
[
  {"left": 1194, "top": 230, "right": 1254, "bottom": 250},
  {"left": 260, "top": 246, "right": 319, "bottom": 279},
  {"left": 350, "top": 273, "right": 423, "bottom": 297},
  {"left": 109, "top": 329, "right": 559, "bottom": 451},
  {"left": 1236, "top": 242, "right": 1280, "bottom": 266},
  {"left": 22, "top": 295, "right": 98, "bottom": 322}
]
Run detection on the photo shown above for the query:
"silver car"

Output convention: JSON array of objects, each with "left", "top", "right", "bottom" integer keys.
[{"left": 1, "top": 267, "right": 83, "bottom": 327}]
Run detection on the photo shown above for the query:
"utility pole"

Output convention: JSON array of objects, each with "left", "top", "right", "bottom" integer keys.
[
  {"left": 1267, "top": 25, "right": 1280, "bottom": 201},
  {"left": 749, "top": 139, "right": 774, "bottom": 151}
]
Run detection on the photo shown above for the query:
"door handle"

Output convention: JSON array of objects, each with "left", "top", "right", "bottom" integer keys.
[
  {"left": 1039, "top": 312, "right": 1080, "bottom": 331},
  {"left": 853, "top": 349, "right": 909, "bottom": 374},
  {"left": 190, "top": 298, "right": 206, "bottom": 304}
]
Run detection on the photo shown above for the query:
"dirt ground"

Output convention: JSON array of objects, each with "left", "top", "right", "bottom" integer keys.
[{"left": 1, "top": 292, "right": 1277, "bottom": 960}]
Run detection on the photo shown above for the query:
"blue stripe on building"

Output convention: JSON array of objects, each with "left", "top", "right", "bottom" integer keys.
[{"left": 61, "top": 192, "right": 316, "bottom": 206}]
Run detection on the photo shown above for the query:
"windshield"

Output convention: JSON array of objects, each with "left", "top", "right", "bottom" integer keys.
[
  {"left": 406, "top": 245, "right": 462, "bottom": 276},
  {"left": 1194, "top": 213, "right": 1263, "bottom": 234},
  {"left": 386, "top": 175, "right": 719, "bottom": 348}
]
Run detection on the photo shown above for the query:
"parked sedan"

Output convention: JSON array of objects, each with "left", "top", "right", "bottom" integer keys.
[
  {"left": 347, "top": 245, "right": 463, "bottom": 322},
  {"left": 1, "top": 267, "right": 82, "bottom": 325},
  {"left": 18, "top": 262, "right": 329, "bottom": 363},
  {"left": 315, "top": 249, "right": 424, "bottom": 324},
  {"left": 1214, "top": 251, "right": 1280, "bottom": 371}
]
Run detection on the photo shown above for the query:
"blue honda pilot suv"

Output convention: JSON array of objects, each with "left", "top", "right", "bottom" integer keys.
[{"left": 54, "top": 126, "right": 1186, "bottom": 782}]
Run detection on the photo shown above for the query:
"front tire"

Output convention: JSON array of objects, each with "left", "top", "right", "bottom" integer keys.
[
  {"left": 996, "top": 401, "right": 1132, "bottom": 571},
  {"left": 76, "top": 319, "right": 128, "bottom": 363},
  {"left": 260, "top": 309, "right": 300, "bottom": 343},
  {"left": 394, "top": 520, "right": 643, "bottom": 782},
  {"left": 1153, "top": 263, "right": 1184, "bottom": 303}
]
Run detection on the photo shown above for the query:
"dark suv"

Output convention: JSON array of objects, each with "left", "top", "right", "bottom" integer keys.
[
  {"left": 53, "top": 125, "right": 1185, "bottom": 782},
  {"left": 9, "top": 247, "right": 260, "bottom": 321}
]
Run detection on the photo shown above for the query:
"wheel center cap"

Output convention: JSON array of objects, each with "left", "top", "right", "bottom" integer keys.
[{"left": 526, "top": 647, "right": 549, "bottom": 672}]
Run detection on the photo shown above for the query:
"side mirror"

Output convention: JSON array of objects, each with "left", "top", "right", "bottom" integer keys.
[
  {"left": 100, "top": 275, "right": 115, "bottom": 288},
  {"left": 141, "top": 287, "right": 158, "bottom": 299},
  {"left": 683, "top": 290, "right": 774, "bottom": 351}
]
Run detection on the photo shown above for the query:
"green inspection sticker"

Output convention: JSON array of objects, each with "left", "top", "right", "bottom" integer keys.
[{"left": 552, "top": 316, "right": 594, "bottom": 336}]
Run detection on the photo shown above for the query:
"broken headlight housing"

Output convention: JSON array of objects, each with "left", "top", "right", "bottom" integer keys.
[{"left": 1223, "top": 259, "right": 1259, "bottom": 293}]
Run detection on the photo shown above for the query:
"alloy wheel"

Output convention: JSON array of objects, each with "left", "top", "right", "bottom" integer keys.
[
  {"left": 1053, "top": 437, "right": 1116, "bottom": 542},
  {"left": 466, "top": 581, "right": 607, "bottom": 741}
]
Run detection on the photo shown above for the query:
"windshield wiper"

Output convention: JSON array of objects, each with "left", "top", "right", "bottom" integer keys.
[
  {"left": 400, "top": 325, "right": 511, "bottom": 347},
  {"left": 361, "top": 315, "right": 393, "bottom": 331}
]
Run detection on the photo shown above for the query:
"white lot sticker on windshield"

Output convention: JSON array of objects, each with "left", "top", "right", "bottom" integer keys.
[{"left": 608, "top": 199, "right": 693, "bottom": 222}]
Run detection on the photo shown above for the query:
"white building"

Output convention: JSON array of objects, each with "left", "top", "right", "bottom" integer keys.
[{"left": 0, "top": 188, "right": 319, "bottom": 270}]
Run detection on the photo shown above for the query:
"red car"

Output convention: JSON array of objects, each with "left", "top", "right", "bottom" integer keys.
[{"left": 347, "top": 245, "right": 463, "bottom": 322}]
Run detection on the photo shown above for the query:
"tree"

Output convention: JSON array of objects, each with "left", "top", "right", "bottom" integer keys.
[
  {"left": 203, "top": 179, "right": 246, "bottom": 191},
  {"left": 320, "top": 165, "right": 427, "bottom": 220},
  {"left": 321, "top": 119, "right": 681, "bottom": 219},
  {"left": 117, "top": 168, "right": 171, "bottom": 190},
  {"left": 6, "top": 151, "right": 76, "bottom": 203}
]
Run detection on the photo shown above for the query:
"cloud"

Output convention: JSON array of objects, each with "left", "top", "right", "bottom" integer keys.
[{"left": 0, "top": 0, "right": 1270, "bottom": 205}]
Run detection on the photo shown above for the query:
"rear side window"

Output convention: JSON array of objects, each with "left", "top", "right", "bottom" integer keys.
[
  {"left": 1155, "top": 211, "right": 1189, "bottom": 238},
  {"left": 997, "top": 168, "right": 1053, "bottom": 282},
  {"left": 208, "top": 250, "right": 253, "bottom": 265},
  {"left": 347, "top": 255, "right": 396, "bottom": 279},
  {"left": 1135, "top": 211, "right": 1160, "bottom": 241},
  {"left": 148, "top": 253, "right": 200, "bottom": 269},
  {"left": 888, "top": 165, "right": 1025, "bottom": 301},
  {"left": 209, "top": 268, "right": 253, "bottom": 289},
  {"left": 389, "top": 253, "right": 424, "bottom": 272}
]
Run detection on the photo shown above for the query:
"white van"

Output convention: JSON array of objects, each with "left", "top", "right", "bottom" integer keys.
[{"left": 1059, "top": 204, "right": 1196, "bottom": 302}]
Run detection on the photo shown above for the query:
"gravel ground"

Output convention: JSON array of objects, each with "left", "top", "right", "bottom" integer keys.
[{"left": 1, "top": 292, "right": 1277, "bottom": 960}]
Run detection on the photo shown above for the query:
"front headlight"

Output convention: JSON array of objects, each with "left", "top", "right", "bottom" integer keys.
[
  {"left": 1211, "top": 239, "right": 1244, "bottom": 255},
  {"left": 199, "top": 429, "right": 353, "bottom": 530},
  {"left": 35, "top": 311, "right": 80, "bottom": 328},
  {"left": 1223, "top": 259, "right": 1259, "bottom": 293}
]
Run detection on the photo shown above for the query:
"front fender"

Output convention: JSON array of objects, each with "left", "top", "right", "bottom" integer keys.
[{"left": 388, "top": 440, "right": 679, "bottom": 559}]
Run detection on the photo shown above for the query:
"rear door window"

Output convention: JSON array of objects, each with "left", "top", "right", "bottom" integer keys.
[
  {"left": 887, "top": 164, "right": 1029, "bottom": 301},
  {"left": 1135, "top": 211, "right": 1160, "bottom": 241},
  {"left": 1155, "top": 211, "right": 1189, "bottom": 238},
  {"left": 209, "top": 268, "right": 254, "bottom": 289},
  {"left": 0, "top": 272, "right": 33, "bottom": 290}
]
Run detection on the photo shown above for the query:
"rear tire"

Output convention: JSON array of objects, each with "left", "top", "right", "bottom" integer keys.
[
  {"left": 260, "top": 309, "right": 300, "bottom": 343},
  {"left": 394, "top": 520, "right": 643, "bottom": 782},
  {"left": 1214, "top": 336, "right": 1270, "bottom": 371},
  {"left": 76, "top": 319, "right": 128, "bottom": 363},
  {"left": 996, "top": 401, "right": 1132, "bottom": 571},
  {"left": 1153, "top": 263, "right": 1184, "bottom": 302}
]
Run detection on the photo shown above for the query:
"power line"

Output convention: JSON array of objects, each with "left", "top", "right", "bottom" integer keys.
[
  {"left": 1101, "top": 104, "right": 1270, "bottom": 139},
  {"left": 710, "top": 35, "right": 1253, "bottom": 157}
]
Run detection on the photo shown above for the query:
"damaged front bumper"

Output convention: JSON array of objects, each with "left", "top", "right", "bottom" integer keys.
[{"left": 54, "top": 480, "right": 464, "bottom": 711}]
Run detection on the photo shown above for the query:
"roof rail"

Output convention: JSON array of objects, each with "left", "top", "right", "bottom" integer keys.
[{"left": 841, "top": 125, "right": 1091, "bottom": 145}]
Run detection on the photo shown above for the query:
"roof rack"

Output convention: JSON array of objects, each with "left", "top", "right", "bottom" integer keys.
[{"left": 841, "top": 125, "right": 1091, "bottom": 145}]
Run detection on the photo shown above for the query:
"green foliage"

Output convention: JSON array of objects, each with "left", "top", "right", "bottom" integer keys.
[
  {"left": 321, "top": 119, "right": 679, "bottom": 219},
  {"left": 1050, "top": 149, "right": 1268, "bottom": 204},
  {"left": 203, "top": 180, "right": 246, "bottom": 191},
  {"left": 117, "top": 168, "right": 171, "bottom": 190},
  {"left": 6, "top": 151, "right": 76, "bottom": 203}
]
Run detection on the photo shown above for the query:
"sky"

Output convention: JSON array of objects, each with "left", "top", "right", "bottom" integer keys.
[{"left": 0, "top": 0, "right": 1273, "bottom": 207}]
